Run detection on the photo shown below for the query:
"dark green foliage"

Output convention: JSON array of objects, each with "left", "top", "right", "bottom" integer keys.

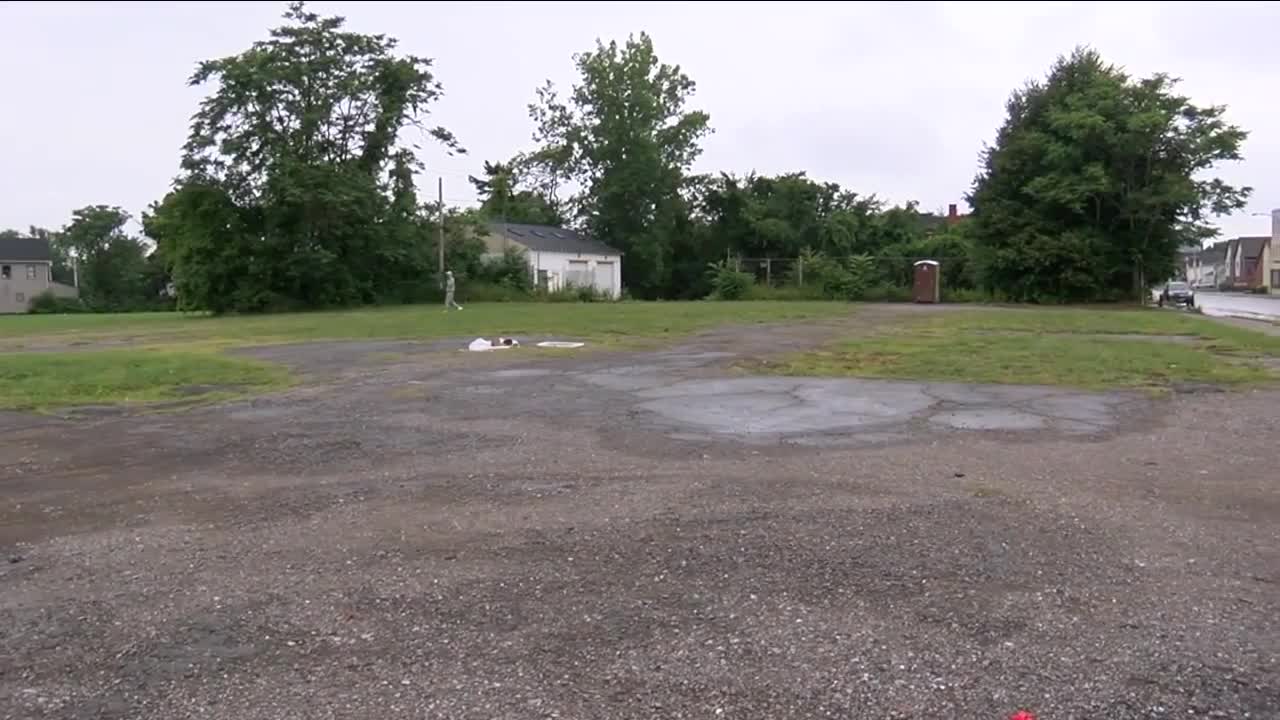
[
  {"left": 60, "top": 206, "right": 153, "bottom": 311},
  {"left": 157, "top": 2, "right": 463, "bottom": 313},
  {"left": 476, "top": 246, "right": 534, "bottom": 292},
  {"left": 795, "top": 250, "right": 875, "bottom": 300},
  {"left": 969, "top": 47, "right": 1250, "bottom": 302},
  {"left": 706, "top": 260, "right": 754, "bottom": 300},
  {"left": 27, "top": 291, "right": 86, "bottom": 314},
  {"left": 469, "top": 159, "right": 563, "bottom": 225}
]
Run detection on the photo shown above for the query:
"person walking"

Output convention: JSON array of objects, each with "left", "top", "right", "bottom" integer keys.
[{"left": 444, "top": 270, "right": 463, "bottom": 311}]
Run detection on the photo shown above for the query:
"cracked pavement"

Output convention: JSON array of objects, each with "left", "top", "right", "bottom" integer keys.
[{"left": 1, "top": 316, "right": 1277, "bottom": 719}]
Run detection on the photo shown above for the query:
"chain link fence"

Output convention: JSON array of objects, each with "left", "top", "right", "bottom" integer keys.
[{"left": 734, "top": 256, "right": 974, "bottom": 290}]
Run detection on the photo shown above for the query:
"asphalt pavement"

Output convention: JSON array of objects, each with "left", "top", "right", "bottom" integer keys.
[{"left": 1193, "top": 290, "right": 1280, "bottom": 322}]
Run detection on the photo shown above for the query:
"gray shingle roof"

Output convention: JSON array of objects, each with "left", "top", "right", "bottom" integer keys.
[
  {"left": 1238, "top": 236, "right": 1268, "bottom": 259},
  {"left": 485, "top": 223, "right": 620, "bottom": 256},
  {"left": 0, "top": 235, "right": 52, "bottom": 262}
]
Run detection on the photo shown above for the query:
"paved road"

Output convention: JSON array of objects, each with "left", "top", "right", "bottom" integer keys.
[{"left": 1194, "top": 290, "right": 1280, "bottom": 322}]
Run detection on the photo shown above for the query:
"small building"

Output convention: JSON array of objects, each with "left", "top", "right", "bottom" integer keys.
[
  {"left": 481, "top": 222, "right": 623, "bottom": 298},
  {"left": 1195, "top": 241, "right": 1228, "bottom": 289},
  {"left": 1265, "top": 210, "right": 1280, "bottom": 294},
  {"left": 0, "top": 235, "right": 76, "bottom": 314},
  {"left": 1234, "top": 236, "right": 1269, "bottom": 290}
]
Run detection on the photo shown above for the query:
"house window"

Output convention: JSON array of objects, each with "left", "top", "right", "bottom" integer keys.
[
  {"left": 26, "top": 264, "right": 37, "bottom": 280},
  {"left": 1, "top": 265, "right": 10, "bottom": 279},
  {"left": 1273, "top": 270, "right": 1280, "bottom": 288},
  {"left": 14, "top": 293, "right": 24, "bottom": 303}
]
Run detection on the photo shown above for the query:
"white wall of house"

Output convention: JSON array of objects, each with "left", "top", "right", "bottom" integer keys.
[{"left": 526, "top": 250, "right": 623, "bottom": 298}]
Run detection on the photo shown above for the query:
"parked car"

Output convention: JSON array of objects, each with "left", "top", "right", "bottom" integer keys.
[{"left": 1158, "top": 281, "right": 1195, "bottom": 308}]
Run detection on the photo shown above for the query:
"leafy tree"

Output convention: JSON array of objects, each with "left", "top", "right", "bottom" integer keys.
[
  {"left": 164, "top": 2, "right": 463, "bottom": 312},
  {"left": 529, "top": 33, "right": 711, "bottom": 297},
  {"left": 969, "top": 47, "right": 1250, "bottom": 302},
  {"left": 468, "top": 158, "right": 563, "bottom": 225},
  {"left": 60, "top": 206, "right": 149, "bottom": 310}
]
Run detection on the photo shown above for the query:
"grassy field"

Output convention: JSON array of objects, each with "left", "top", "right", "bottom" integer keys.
[
  {"left": 0, "top": 302, "right": 850, "bottom": 410},
  {"left": 0, "top": 350, "right": 292, "bottom": 410},
  {"left": 761, "top": 307, "right": 1280, "bottom": 390},
  {"left": 0, "top": 301, "right": 849, "bottom": 347}
]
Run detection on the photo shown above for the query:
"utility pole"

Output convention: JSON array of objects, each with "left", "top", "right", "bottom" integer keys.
[{"left": 437, "top": 177, "right": 445, "bottom": 279}]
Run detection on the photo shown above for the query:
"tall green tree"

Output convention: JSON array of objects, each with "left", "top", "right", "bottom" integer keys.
[
  {"left": 468, "top": 158, "right": 563, "bottom": 225},
  {"left": 969, "top": 47, "right": 1250, "bottom": 302},
  {"left": 60, "top": 206, "right": 150, "bottom": 310},
  {"left": 529, "top": 33, "right": 711, "bottom": 297},
  {"left": 163, "top": 1, "right": 463, "bottom": 312}
]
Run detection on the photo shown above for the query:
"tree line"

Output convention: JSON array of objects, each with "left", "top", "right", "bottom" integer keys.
[{"left": 4, "top": 2, "right": 1249, "bottom": 312}]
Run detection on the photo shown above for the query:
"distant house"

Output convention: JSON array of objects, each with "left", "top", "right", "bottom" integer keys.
[
  {"left": 480, "top": 222, "right": 623, "bottom": 298},
  {"left": 0, "top": 235, "right": 77, "bottom": 314},
  {"left": 1195, "top": 241, "right": 1228, "bottom": 289},
  {"left": 1234, "top": 236, "right": 1269, "bottom": 290}
]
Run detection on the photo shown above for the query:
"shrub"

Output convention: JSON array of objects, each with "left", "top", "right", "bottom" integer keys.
[
  {"left": 799, "top": 250, "right": 874, "bottom": 300},
  {"left": 706, "top": 260, "right": 754, "bottom": 300},
  {"left": 863, "top": 283, "right": 912, "bottom": 302},
  {"left": 476, "top": 247, "right": 534, "bottom": 292},
  {"left": 461, "top": 281, "right": 529, "bottom": 303},
  {"left": 943, "top": 287, "right": 997, "bottom": 304},
  {"left": 28, "top": 291, "right": 87, "bottom": 314},
  {"left": 742, "top": 284, "right": 826, "bottom": 301}
]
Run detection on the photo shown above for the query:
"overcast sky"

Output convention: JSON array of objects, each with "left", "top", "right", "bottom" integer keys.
[{"left": 1, "top": 1, "right": 1275, "bottom": 240}]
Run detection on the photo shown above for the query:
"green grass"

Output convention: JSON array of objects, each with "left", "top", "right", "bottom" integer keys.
[
  {"left": 0, "top": 301, "right": 850, "bottom": 347},
  {"left": 763, "top": 307, "right": 1279, "bottom": 390},
  {"left": 0, "top": 350, "right": 292, "bottom": 410}
]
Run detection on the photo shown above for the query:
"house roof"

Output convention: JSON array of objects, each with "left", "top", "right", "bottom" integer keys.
[
  {"left": 485, "top": 223, "right": 621, "bottom": 256},
  {"left": 1237, "top": 236, "right": 1268, "bottom": 259},
  {"left": 0, "top": 235, "right": 52, "bottom": 262},
  {"left": 1200, "top": 243, "right": 1227, "bottom": 263}
]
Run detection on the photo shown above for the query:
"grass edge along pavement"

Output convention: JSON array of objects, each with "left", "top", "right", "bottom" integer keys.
[
  {"left": 0, "top": 348, "right": 294, "bottom": 411},
  {"left": 753, "top": 307, "right": 1280, "bottom": 391},
  {"left": 0, "top": 301, "right": 851, "bottom": 410}
]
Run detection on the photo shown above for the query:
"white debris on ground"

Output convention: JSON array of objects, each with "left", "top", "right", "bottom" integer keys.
[
  {"left": 535, "top": 341, "right": 585, "bottom": 349},
  {"left": 466, "top": 337, "right": 520, "bottom": 352}
]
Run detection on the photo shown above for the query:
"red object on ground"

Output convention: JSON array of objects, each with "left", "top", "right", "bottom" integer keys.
[{"left": 1010, "top": 712, "right": 1037, "bottom": 720}]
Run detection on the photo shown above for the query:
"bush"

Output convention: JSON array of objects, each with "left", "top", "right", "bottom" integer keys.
[
  {"left": 706, "top": 260, "right": 754, "bottom": 300},
  {"left": 863, "top": 283, "right": 913, "bottom": 302},
  {"left": 798, "top": 250, "right": 875, "bottom": 300},
  {"left": 28, "top": 291, "right": 87, "bottom": 314},
  {"left": 461, "top": 281, "right": 530, "bottom": 303},
  {"left": 943, "top": 287, "right": 998, "bottom": 304},
  {"left": 476, "top": 247, "right": 534, "bottom": 292},
  {"left": 742, "top": 284, "right": 826, "bottom": 301}
]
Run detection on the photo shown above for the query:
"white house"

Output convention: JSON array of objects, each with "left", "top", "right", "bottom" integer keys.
[{"left": 481, "top": 222, "right": 623, "bottom": 298}]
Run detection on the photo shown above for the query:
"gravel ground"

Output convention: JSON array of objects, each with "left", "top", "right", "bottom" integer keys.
[{"left": 1, "top": 312, "right": 1277, "bottom": 719}]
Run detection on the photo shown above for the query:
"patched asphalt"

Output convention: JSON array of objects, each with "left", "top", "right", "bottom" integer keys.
[{"left": 1, "top": 321, "right": 1277, "bottom": 719}]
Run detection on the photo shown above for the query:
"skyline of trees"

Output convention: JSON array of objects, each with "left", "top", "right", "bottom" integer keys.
[{"left": 2, "top": 3, "right": 1252, "bottom": 309}]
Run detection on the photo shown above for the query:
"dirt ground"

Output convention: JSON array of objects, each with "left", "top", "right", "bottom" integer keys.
[{"left": 1, "top": 306, "right": 1277, "bottom": 719}]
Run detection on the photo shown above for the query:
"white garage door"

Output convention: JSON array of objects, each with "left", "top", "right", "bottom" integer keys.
[
  {"left": 566, "top": 260, "right": 591, "bottom": 288},
  {"left": 593, "top": 261, "right": 615, "bottom": 295}
]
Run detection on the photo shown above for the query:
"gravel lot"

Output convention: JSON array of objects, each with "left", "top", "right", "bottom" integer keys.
[{"left": 1, "top": 312, "right": 1277, "bottom": 719}]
